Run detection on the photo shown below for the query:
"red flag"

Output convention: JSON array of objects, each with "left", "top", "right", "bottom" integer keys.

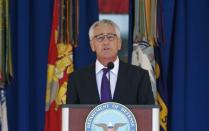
[
  {"left": 45, "top": 0, "right": 61, "bottom": 130},
  {"left": 44, "top": 0, "right": 76, "bottom": 131}
]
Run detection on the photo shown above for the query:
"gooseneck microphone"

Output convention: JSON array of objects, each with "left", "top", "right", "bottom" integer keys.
[{"left": 107, "top": 62, "right": 114, "bottom": 100}]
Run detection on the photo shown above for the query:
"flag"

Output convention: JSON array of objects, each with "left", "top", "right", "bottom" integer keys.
[
  {"left": 155, "top": 0, "right": 168, "bottom": 130},
  {"left": 0, "top": 89, "right": 8, "bottom": 131},
  {"left": 155, "top": 44, "right": 168, "bottom": 131},
  {"left": 0, "top": 0, "right": 13, "bottom": 88},
  {"left": 131, "top": 0, "right": 157, "bottom": 103},
  {"left": 131, "top": 0, "right": 168, "bottom": 130},
  {"left": 44, "top": 0, "right": 78, "bottom": 131},
  {"left": 0, "top": 0, "right": 13, "bottom": 130}
]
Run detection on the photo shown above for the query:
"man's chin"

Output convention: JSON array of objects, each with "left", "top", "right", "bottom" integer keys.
[{"left": 101, "top": 55, "right": 117, "bottom": 61}]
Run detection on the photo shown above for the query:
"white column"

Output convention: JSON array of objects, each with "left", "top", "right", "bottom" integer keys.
[
  {"left": 62, "top": 108, "right": 69, "bottom": 131},
  {"left": 152, "top": 108, "right": 160, "bottom": 131}
]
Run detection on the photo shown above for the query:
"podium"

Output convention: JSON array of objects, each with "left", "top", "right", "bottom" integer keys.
[{"left": 62, "top": 104, "right": 159, "bottom": 131}]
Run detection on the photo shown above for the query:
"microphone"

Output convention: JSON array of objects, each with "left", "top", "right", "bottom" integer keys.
[
  {"left": 107, "top": 62, "right": 114, "bottom": 70},
  {"left": 107, "top": 62, "right": 114, "bottom": 101}
]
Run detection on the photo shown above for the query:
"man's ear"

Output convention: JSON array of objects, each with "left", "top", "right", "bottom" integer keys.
[
  {"left": 90, "top": 42, "right": 95, "bottom": 52},
  {"left": 117, "top": 39, "right": 122, "bottom": 50}
]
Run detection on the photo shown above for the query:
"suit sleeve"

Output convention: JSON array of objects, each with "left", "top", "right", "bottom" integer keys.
[
  {"left": 66, "top": 73, "right": 80, "bottom": 104},
  {"left": 138, "top": 70, "right": 155, "bottom": 105}
]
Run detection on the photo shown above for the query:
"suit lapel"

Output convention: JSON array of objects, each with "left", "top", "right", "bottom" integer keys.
[
  {"left": 88, "top": 64, "right": 101, "bottom": 103},
  {"left": 113, "top": 61, "right": 127, "bottom": 101}
]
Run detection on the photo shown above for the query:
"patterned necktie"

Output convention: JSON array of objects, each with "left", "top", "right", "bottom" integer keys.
[{"left": 100, "top": 68, "right": 112, "bottom": 103}]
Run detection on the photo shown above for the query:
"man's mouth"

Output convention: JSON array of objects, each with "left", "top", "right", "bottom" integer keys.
[{"left": 103, "top": 47, "right": 110, "bottom": 50}]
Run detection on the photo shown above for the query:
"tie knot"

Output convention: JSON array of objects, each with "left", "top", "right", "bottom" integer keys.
[{"left": 102, "top": 68, "right": 109, "bottom": 75}]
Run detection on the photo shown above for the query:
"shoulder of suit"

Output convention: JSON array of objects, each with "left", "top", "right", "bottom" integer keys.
[
  {"left": 71, "top": 64, "right": 94, "bottom": 76},
  {"left": 119, "top": 60, "right": 147, "bottom": 73}
]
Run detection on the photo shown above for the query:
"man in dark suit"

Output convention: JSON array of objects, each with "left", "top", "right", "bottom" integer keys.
[{"left": 67, "top": 19, "right": 154, "bottom": 105}]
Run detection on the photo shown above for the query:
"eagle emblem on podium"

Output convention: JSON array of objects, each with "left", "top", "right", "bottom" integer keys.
[
  {"left": 85, "top": 102, "right": 137, "bottom": 131},
  {"left": 95, "top": 122, "right": 127, "bottom": 131}
]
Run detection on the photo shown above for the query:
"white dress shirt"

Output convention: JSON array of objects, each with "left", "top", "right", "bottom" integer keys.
[{"left": 95, "top": 57, "right": 119, "bottom": 100}]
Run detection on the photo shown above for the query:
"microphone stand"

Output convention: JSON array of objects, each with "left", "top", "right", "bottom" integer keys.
[{"left": 107, "top": 62, "right": 114, "bottom": 101}]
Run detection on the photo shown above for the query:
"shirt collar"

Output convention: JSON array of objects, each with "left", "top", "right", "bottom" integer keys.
[{"left": 95, "top": 57, "right": 119, "bottom": 75}]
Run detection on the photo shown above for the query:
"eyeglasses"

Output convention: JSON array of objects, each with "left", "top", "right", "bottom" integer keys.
[{"left": 93, "top": 33, "right": 117, "bottom": 42}]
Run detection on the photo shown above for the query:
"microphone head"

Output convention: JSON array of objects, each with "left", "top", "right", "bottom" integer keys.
[{"left": 107, "top": 62, "right": 114, "bottom": 70}]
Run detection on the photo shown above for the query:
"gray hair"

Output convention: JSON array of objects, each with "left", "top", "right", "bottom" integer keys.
[{"left": 88, "top": 19, "right": 121, "bottom": 41}]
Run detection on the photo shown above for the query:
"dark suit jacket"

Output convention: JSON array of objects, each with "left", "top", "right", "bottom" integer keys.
[{"left": 67, "top": 61, "right": 154, "bottom": 105}]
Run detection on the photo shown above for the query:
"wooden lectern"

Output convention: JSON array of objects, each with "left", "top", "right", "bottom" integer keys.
[{"left": 62, "top": 104, "right": 159, "bottom": 131}]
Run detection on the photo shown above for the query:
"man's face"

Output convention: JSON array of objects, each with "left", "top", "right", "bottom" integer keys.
[{"left": 90, "top": 24, "right": 121, "bottom": 62}]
